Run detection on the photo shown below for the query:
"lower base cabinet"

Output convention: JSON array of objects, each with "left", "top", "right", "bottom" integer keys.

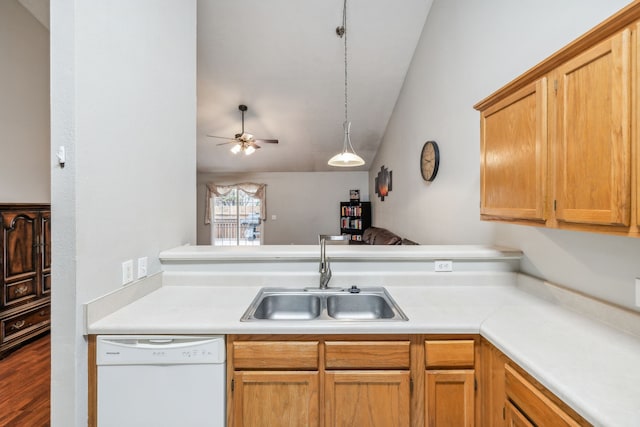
[
  {"left": 480, "top": 338, "right": 591, "bottom": 427},
  {"left": 325, "top": 371, "right": 410, "bottom": 427},
  {"left": 227, "top": 334, "right": 477, "bottom": 427},
  {"left": 425, "top": 340, "right": 476, "bottom": 427},
  {"left": 233, "top": 371, "right": 319, "bottom": 427},
  {"left": 425, "top": 370, "right": 475, "bottom": 427},
  {"left": 504, "top": 364, "right": 587, "bottom": 427}
]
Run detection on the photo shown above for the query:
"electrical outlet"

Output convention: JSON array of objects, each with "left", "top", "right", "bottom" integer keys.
[
  {"left": 137, "top": 257, "right": 148, "bottom": 279},
  {"left": 122, "top": 260, "right": 134, "bottom": 285},
  {"left": 636, "top": 278, "right": 640, "bottom": 307},
  {"left": 435, "top": 260, "right": 453, "bottom": 272}
]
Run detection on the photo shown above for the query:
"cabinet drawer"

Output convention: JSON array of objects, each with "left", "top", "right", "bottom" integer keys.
[
  {"left": 4, "top": 278, "right": 38, "bottom": 306},
  {"left": 505, "top": 364, "right": 582, "bottom": 427},
  {"left": 2, "top": 303, "right": 50, "bottom": 342},
  {"left": 233, "top": 341, "right": 319, "bottom": 369},
  {"left": 325, "top": 341, "right": 410, "bottom": 369},
  {"left": 425, "top": 340, "right": 474, "bottom": 368}
]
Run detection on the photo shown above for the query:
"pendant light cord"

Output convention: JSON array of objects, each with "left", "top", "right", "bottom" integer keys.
[{"left": 341, "top": 0, "right": 348, "bottom": 126}]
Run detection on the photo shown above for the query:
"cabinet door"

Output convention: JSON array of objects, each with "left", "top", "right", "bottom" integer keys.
[
  {"left": 480, "top": 338, "right": 508, "bottom": 427},
  {"left": 480, "top": 78, "right": 547, "bottom": 222},
  {"left": 555, "top": 29, "right": 631, "bottom": 226},
  {"left": 1, "top": 211, "right": 40, "bottom": 307},
  {"left": 425, "top": 370, "right": 474, "bottom": 427},
  {"left": 40, "top": 211, "right": 51, "bottom": 295},
  {"left": 505, "top": 364, "right": 582, "bottom": 427},
  {"left": 232, "top": 371, "right": 319, "bottom": 427},
  {"left": 505, "top": 400, "right": 534, "bottom": 427},
  {"left": 325, "top": 370, "right": 410, "bottom": 427}
]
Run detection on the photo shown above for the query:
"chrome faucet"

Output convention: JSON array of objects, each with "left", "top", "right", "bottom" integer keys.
[{"left": 318, "top": 234, "right": 349, "bottom": 289}]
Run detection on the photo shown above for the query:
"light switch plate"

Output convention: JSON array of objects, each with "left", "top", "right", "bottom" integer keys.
[
  {"left": 122, "top": 260, "right": 134, "bottom": 285},
  {"left": 137, "top": 257, "right": 148, "bottom": 279}
]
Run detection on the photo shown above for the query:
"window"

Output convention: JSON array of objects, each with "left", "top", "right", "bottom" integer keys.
[{"left": 205, "top": 183, "right": 266, "bottom": 246}]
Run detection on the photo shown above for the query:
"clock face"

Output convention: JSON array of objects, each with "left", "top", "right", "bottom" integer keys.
[{"left": 420, "top": 141, "right": 439, "bottom": 181}]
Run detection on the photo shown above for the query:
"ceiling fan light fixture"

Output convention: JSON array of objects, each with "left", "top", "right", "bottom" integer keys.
[
  {"left": 329, "top": 0, "right": 364, "bottom": 168},
  {"left": 208, "top": 104, "right": 279, "bottom": 156}
]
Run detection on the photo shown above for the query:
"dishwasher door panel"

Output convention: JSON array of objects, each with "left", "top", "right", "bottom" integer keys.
[
  {"left": 96, "top": 335, "right": 225, "bottom": 427},
  {"left": 98, "top": 363, "right": 224, "bottom": 427}
]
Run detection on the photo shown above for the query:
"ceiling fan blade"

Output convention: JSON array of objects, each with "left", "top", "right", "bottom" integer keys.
[
  {"left": 249, "top": 141, "right": 261, "bottom": 149},
  {"left": 216, "top": 141, "right": 236, "bottom": 146},
  {"left": 207, "top": 134, "right": 235, "bottom": 140},
  {"left": 254, "top": 139, "right": 279, "bottom": 144}
]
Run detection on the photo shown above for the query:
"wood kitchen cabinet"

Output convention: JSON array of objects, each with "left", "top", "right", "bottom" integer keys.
[
  {"left": 233, "top": 371, "right": 319, "bottom": 427},
  {"left": 325, "top": 371, "right": 410, "bottom": 427},
  {"left": 480, "top": 338, "right": 591, "bottom": 427},
  {"left": 324, "top": 340, "right": 411, "bottom": 427},
  {"left": 480, "top": 79, "right": 547, "bottom": 223},
  {"left": 479, "top": 337, "right": 508, "bottom": 426},
  {"left": 230, "top": 339, "right": 320, "bottom": 427},
  {"left": 553, "top": 29, "right": 631, "bottom": 227},
  {"left": 227, "top": 335, "right": 413, "bottom": 427},
  {"left": 0, "top": 204, "right": 51, "bottom": 358},
  {"left": 505, "top": 364, "right": 588, "bottom": 427},
  {"left": 424, "top": 339, "right": 476, "bottom": 427},
  {"left": 475, "top": 2, "right": 640, "bottom": 237}
]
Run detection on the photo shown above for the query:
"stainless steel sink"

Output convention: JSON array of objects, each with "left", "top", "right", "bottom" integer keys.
[
  {"left": 241, "top": 287, "right": 408, "bottom": 321},
  {"left": 252, "top": 294, "right": 321, "bottom": 320},
  {"left": 327, "top": 294, "right": 396, "bottom": 320}
]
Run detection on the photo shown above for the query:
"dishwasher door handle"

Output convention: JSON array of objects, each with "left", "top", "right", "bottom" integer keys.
[{"left": 145, "top": 339, "right": 174, "bottom": 344}]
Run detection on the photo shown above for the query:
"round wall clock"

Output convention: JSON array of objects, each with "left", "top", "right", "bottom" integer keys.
[{"left": 420, "top": 140, "right": 440, "bottom": 181}]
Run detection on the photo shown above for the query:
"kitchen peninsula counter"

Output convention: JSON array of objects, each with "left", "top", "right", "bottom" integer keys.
[{"left": 86, "top": 245, "right": 640, "bottom": 426}]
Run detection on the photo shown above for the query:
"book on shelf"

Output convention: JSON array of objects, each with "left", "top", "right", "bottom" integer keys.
[
  {"left": 341, "top": 205, "right": 362, "bottom": 217},
  {"left": 340, "top": 218, "right": 363, "bottom": 230}
]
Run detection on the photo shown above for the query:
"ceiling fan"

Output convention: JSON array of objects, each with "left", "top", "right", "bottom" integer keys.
[{"left": 207, "top": 104, "right": 279, "bottom": 155}]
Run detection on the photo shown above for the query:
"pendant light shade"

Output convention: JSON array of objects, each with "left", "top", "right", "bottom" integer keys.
[
  {"left": 328, "top": 0, "right": 365, "bottom": 168},
  {"left": 328, "top": 122, "right": 365, "bottom": 167}
]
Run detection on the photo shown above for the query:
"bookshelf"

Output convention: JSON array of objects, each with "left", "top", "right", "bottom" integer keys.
[{"left": 340, "top": 201, "right": 371, "bottom": 242}]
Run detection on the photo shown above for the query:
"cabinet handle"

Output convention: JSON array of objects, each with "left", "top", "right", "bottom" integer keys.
[
  {"left": 10, "top": 320, "right": 26, "bottom": 330},
  {"left": 15, "top": 284, "right": 29, "bottom": 296}
]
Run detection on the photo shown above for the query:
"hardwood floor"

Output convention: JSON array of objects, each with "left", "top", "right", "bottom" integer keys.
[{"left": 0, "top": 334, "right": 50, "bottom": 427}]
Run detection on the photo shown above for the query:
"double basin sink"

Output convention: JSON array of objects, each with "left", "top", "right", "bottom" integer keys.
[{"left": 241, "top": 286, "right": 408, "bottom": 321}]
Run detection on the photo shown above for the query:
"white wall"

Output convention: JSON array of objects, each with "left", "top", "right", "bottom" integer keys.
[
  {"left": 50, "top": 1, "right": 197, "bottom": 425},
  {"left": 198, "top": 172, "right": 369, "bottom": 244},
  {"left": 372, "top": 0, "right": 640, "bottom": 310},
  {"left": 0, "top": 0, "right": 50, "bottom": 203}
]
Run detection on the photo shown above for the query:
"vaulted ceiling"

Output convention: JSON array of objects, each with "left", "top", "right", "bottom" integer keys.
[
  {"left": 197, "top": 0, "right": 432, "bottom": 173},
  {"left": 20, "top": 0, "right": 432, "bottom": 174}
]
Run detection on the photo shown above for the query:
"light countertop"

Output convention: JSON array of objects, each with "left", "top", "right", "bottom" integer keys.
[{"left": 87, "top": 281, "right": 640, "bottom": 427}]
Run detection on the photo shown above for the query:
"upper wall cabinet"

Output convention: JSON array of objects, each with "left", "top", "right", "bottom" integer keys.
[
  {"left": 554, "top": 29, "right": 631, "bottom": 227},
  {"left": 475, "top": 2, "right": 640, "bottom": 238},
  {"left": 480, "top": 78, "right": 547, "bottom": 223}
]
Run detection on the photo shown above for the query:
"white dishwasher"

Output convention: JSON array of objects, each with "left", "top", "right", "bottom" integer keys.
[{"left": 96, "top": 335, "right": 226, "bottom": 427}]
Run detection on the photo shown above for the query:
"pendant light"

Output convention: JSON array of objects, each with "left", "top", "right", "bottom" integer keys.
[{"left": 328, "top": 0, "right": 365, "bottom": 167}]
